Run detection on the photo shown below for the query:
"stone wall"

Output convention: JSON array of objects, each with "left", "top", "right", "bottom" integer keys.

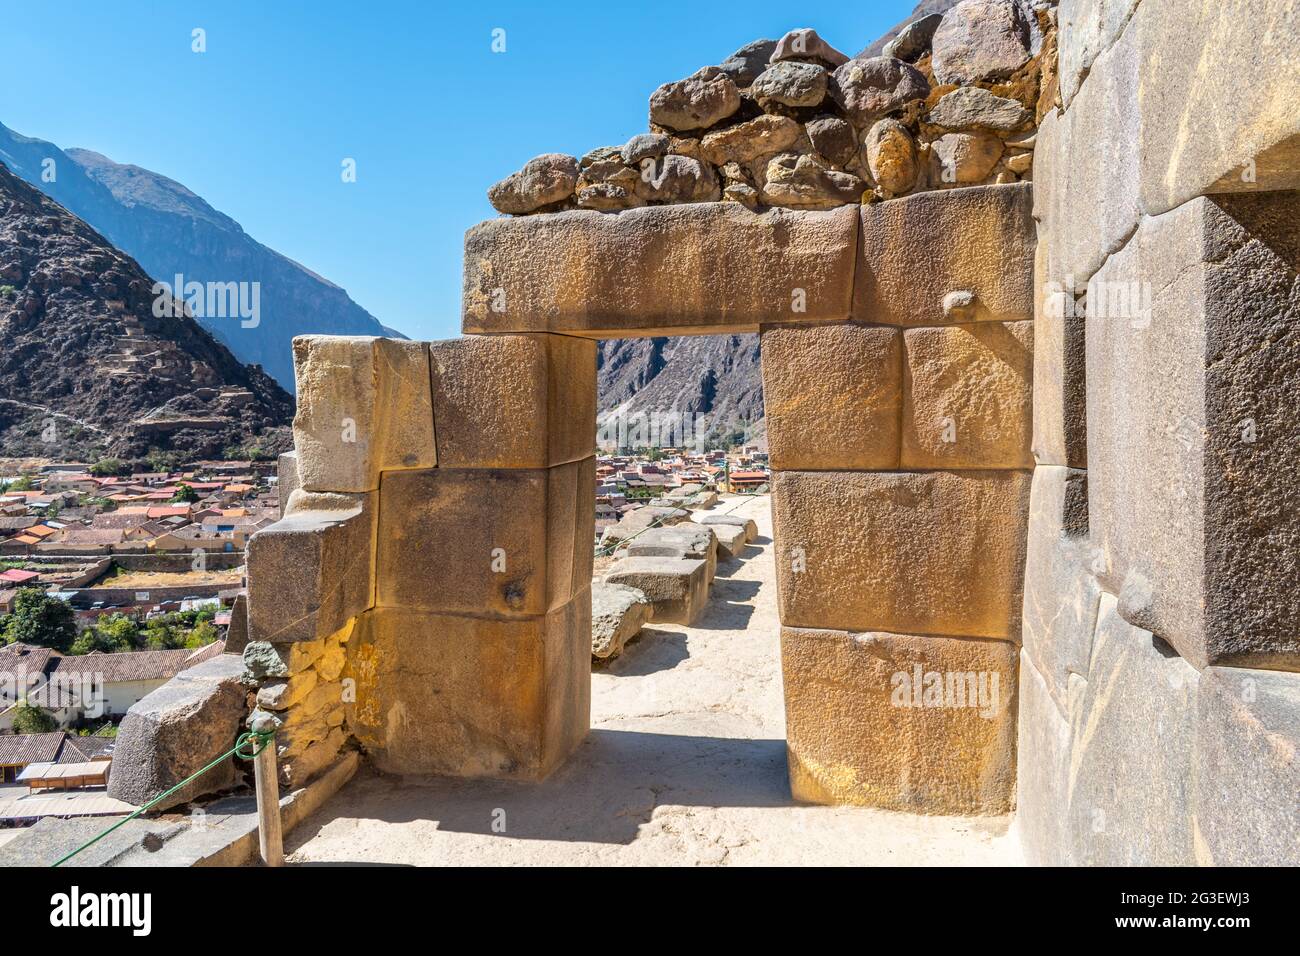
[{"left": 1018, "top": 0, "right": 1299, "bottom": 865}]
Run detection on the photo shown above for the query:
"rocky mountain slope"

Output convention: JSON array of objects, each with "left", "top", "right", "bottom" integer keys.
[
  {"left": 0, "top": 122, "right": 393, "bottom": 391},
  {"left": 0, "top": 161, "right": 293, "bottom": 461}
]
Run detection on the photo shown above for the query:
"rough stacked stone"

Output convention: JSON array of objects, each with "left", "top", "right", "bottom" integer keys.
[
  {"left": 486, "top": 5, "right": 1055, "bottom": 218},
  {"left": 761, "top": 180, "right": 1036, "bottom": 814}
]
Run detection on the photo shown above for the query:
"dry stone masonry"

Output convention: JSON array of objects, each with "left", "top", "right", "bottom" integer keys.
[{"left": 223, "top": 0, "right": 1298, "bottom": 866}]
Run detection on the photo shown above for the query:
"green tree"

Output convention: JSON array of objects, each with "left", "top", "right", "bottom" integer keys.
[
  {"left": 170, "top": 482, "right": 199, "bottom": 503},
  {"left": 145, "top": 448, "right": 179, "bottom": 473},
  {"left": 70, "top": 614, "right": 137, "bottom": 654},
  {"left": 2, "top": 588, "right": 77, "bottom": 651},
  {"left": 185, "top": 619, "right": 219, "bottom": 649},
  {"left": 89, "top": 458, "right": 124, "bottom": 477},
  {"left": 6, "top": 475, "right": 35, "bottom": 492},
  {"left": 12, "top": 700, "right": 58, "bottom": 734}
]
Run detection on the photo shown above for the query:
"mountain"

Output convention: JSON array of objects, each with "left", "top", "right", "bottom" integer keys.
[
  {"left": 0, "top": 160, "right": 293, "bottom": 461},
  {"left": 597, "top": 335, "right": 764, "bottom": 445},
  {"left": 0, "top": 122, "right": 393, "bottom": 391}
]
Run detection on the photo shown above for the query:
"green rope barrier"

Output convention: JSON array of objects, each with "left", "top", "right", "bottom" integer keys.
[{"left": 50, "top": 728, "right": 274, "bottom": 868}]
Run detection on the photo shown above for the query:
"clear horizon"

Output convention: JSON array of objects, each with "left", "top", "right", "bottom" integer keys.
[{"left": 0, "top": 0, "right": 910, "bottom": 342}]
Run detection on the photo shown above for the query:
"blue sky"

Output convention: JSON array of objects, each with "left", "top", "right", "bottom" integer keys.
[{"left": 0, "top": 0, "right": 911, "bottom": 341}]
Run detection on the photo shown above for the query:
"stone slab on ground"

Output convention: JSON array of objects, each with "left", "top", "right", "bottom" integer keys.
[
  {"left": 701, "top": 520, "right": 748, "bottom": 560},
  {"left": 107, "top": 654, "right": 249, "bottom": 810},
  {"left": 694, "top": 512, "right": 759, "bottom": 542},
  {"left": 604, "top": 556, "right": 709, "bottom": 626},
  {"left": 625, "top": 524, "right": 717, "bottom": 584},
  {"left": 591, "top": 582, "right": 652, "bottom": 660}
]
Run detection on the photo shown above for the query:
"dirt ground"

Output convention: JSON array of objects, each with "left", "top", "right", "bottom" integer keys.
[
  {"left": 285, "top": 495, "right": 1023, "bottom": 866},
  {"left": 98, "top": 568, "right": 244, "bottom": 589}
]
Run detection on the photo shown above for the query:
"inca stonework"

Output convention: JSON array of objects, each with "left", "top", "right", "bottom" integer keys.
[{"left": 108, "top": 0, "right": 1296, "bottom": 866}]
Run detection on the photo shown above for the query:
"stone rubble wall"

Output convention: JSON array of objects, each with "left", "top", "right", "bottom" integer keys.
[
  {"left": 1019, "top": 0, "right": 1300, "bottom": 865},
  {"left": 486, "top": 6, "right": 1058, "bottom": 218}
]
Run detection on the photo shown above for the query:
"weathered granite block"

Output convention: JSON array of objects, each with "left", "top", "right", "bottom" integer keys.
[
  {"left": 603, "top": 556, "right": 709, "bottom": 625},
  {"left": 901, "top": 320, "right": 1033, "bottom": 469},
  {"left": 759, "top": 322, "right": 902, "bottom": 471},
  {"left": 591, "top": 582, "right": 652, "bottom": 660},
  {"left": 1087, "top": 193, "right": 1300, "bottom": 669},
  {"left": 855, "top": 183, "right": 1035, "bottom": 327},
  {"left": 108, "top": 654, "right": 249, "bottom": 810},
  {"left": 772, "top": 470, "right": 1030, "bottom": 639},
  {"left": 345, "top": 593, "right": 590, "bottom": 779},
  {"left": 781, "top": 627, "right": 1018, "bottom": 813},
  {"left": 376, "top": 458, "right": 594, "bottom": 618},
  {"left": 1134, "top": 0, "right": 1300, "bottom": 213},
  {"left": 1014, "top": 650, "right": 1074, "bottom": 865},
  {"left": 291, "top": 336, "right": 436, "bottom": 493},
  {"left": 693, "top": 512, "right": 758, "bottom": 542},
  {"left": 625, "top": 524, "right": 717, "bottom": 584},
  {"left": 1067, "top": 594, "right": 1198, "bottom": 866},
  {"left": 428, "top": 333, "right": 596, "bottom": 468},
  {"left": 463, "top": 202, "right": 857, "bottom": 337},
  {"left": 1021, "top": 465, "right": 1100, "bottom": 715},
  {"left": 1057, "top": 0, "right": 1141, "bottom": 109},
  {"left": 246, "top": 489, "right": 375, "bottom": 644},
  {"left": 702, "top": 520, "right": 748, "bottom": 560},
  {"left": 1193, "top": 666, "right": 1300, "bottom": 866}
]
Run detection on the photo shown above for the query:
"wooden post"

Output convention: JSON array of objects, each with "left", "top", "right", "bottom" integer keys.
[{"left": 251, "top": 716, "right": 284, "bottom": 867}]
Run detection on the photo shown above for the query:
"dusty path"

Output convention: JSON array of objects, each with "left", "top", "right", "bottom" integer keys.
[{"left": 286, "top": 495, "right": 1022, "bottom": 866}]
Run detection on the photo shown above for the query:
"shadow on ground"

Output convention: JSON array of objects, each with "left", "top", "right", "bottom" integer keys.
[{"left": 288, "top": 730, "right": 791, "bottom": 850}]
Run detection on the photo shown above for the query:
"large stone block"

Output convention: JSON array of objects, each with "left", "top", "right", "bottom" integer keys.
[
  {"left": 462, "top": 202, "right": 857, "bottom": 337},
  {"left": 1057, "top": 0, "right": 1141, "bottom": 108},
  {"left": 772, "top": 470, "right": 1031, "bottom": 639},
  {"left": 1067, "top": 594, "right": 1199, "bottom": 866},
  {"left": 376, "top": 458, "right": 594, "bottom": 618},
  {"left": 603, "top": 556, "right": 709, "bottom": 625},
  {"left": 760, "top": 322, "right": 902, "bottom": 471},
  {"left": 345, "top": 594, "right": 591, "bottom": 779},
  {"left": 108, "top": 655, "right": 248, "bottom": 810},
  {"left": 247, "top": 489, "right": 376, "bottom": 644},
  {"left": 1013, "top": 650, "right": 1074, "bottom": 866},
  {"left": 1032, "top": 27, "right": 1141, "bottom": 289},
  {"left": 1030, "top": 236, "right": 1087, "bottom": 467},
  {"left": 1193, "top": 666, "right": 1300, "bottom": 866},
  {"left": 1135, "top": 0, "right": 1300, "bottom": 214},
  {"left": 428, "top": 333, "right": 596, "bottom": 468},
  {"left": 1021, "top": 465, "right": 1100, "bottom": 715},
  {"left": 854, "top": 183, "right": 1035, "bottom": 327},
  {"left": 1087, "top": 193, "right": 1300, "bottom": 669},
  {"left": 781, "top": 627, "right": 1017, "bottom": 813},
  {"left": 693, "top": 512, "right": 758, "bottom": 543},
  {"left": 625, "top": 524, "right": 717, "bottom": 584},
  {"left": 590, "top": 582, "right": 652, "bottom": 660},
  {"left": 901, "top": 320, "right": 1033, "bottom": 469},
  {"left": 291, "top": 336, "right": 436, "bottom": 493}
]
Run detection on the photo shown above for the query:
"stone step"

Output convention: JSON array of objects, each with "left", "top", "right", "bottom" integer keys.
[{"left": 603, "top": 555, "right": 708, "bottom": 626}]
